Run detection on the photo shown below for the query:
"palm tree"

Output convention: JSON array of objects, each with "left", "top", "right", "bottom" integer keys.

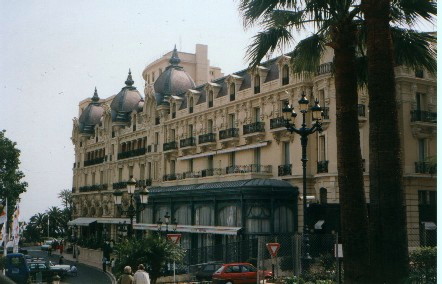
[
  {"left": 46, "top": 206, "right": 66, "bottom": 237},
  {"left": 58, "top": 189, "right": 72, "bottom": 210},
  {"left": 239, "top": 1, "right": 370, "bottom": 281},
  {"left": 361, "top": 0, "right": 436, "bottom": 282}
]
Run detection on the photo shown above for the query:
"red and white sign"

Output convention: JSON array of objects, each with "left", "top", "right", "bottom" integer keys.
[
  {"left": 266, "top": 243, "right": 280, "bottom": 257},
  {"left": 167, "top": 234, "right": 182, "bottom": 244}
]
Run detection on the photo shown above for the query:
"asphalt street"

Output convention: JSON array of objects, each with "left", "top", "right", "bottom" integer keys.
[{"left": 26, "top": 246, "right": 112, "bottom": 284}]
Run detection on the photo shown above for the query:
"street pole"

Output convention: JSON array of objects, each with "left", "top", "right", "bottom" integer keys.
[{"left": 47, "top": 215, "right": 50, "bottom": 238}]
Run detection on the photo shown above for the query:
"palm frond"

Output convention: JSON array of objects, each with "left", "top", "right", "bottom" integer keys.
[
  {"left": 392, "top": 0, "right": 436, "bottom": 25},
  {"left": 239, "top": 0, "right": 300, "bottom": 27},
  {"left": 391, "top": 28, "right": 437, "bottom": 74},
  {"left": 290, "top": 34, "right": 326, "bottom": 74},
  {"left": 246, "top": 26, "right": 294, "bottom": 67}
]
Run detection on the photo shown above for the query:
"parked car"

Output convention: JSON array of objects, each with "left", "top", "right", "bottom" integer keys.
[
  {"left": 4, "top": 253, "right": 30, "bottom": 284},
  {"left": 27, "top": 258, "right": 70, "bottom": 282},
  {"left": 212, "top": 263, "right": 272, "bottom": 284},
  {"left": 195, "top": 262, "right": 223, "bottom": 281},
  {"left": 40, "top": 240, "right": 54, "bottom": 251}
]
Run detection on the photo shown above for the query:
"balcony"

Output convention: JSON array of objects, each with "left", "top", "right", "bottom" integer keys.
[
  {"left": 113, "top": 182, "right": 127, "bottom": 190},
  {"left": 278, "top": 164, "right": 292, "bottom": 176},
  {"left": 84, "top": 157, "right": 105, "bottom": 167},
  {"left": 415, "top": 161, "right": 436, "bottom": 174},
  {"left": 411, "top": 110, "right": 437, "bottom": 123},
  {"left": 180, "top": 137, "right": 196, "bottom": 148},
  {"left": 226, "top": 164, "right": 272, "bottom": 174},
  {"left": 243, "top": 122, "right": 265, "bottom": 135},
  {"left": 117, "top": 148, "right": 146, "bottom": 160},
  {"left": 79, "top": 184, "right": 108, "bottom": 193},
  {"left": 322, "top": 107, "right": 330, "bottom": 120},
  {"left": 199, "top": 133, "right": 216, "bottom": 144},
  {"left": 163, "top": 141, "right": 178, "bottom": 152},
  {"left": 317, "top": 62, "right": 333, "bottom": 75},
  {"left": 270, "top": 117, "right": 287, "bottom": 129},
  {"left": 219, "top": 128, "right": 239, "bottom": 140},
  {"left": 317, "top": 160, "right": 329, "bottom": 173},
  {"left": 163, "top": 174, "right": 177, "bottom": 181}
]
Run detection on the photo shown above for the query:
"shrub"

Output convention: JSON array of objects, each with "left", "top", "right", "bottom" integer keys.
[{"left": 408, "top": 246, "right": 436, "bottom": 283}]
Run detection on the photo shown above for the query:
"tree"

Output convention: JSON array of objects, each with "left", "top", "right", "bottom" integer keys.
[
  {"left": 239, "top": 1, "right": 370, "bottom": 281},
  {"left": 0, "top": 130, "right": 28, "bottom": 236},
  {"left": 361, "top": 0, "right": 436, "bottom": 282},
  {"left": 113, "top": 235, "right": 184, "bottom": 284},
  {"left": 58, "top": 189, "right": 73, "bottom": 210}
]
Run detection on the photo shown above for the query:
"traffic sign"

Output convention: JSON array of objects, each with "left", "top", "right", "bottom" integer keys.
[
  {"left": 266, "top": 242, "right": 280, "bottom": 257},
  {"left": 167, "top": 234, "right": 182, "bottom": 244}
]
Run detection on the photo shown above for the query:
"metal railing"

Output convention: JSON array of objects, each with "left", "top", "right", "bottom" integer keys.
[
  {"left": 270, "top": 117, "right": 287, "bottom": 129},
  {"left": 243, "top": 122, "right": 265, "bottom": 135},
  {"left": 411, "top": 110, "right": 437, "bottom": 123},
  {"left": 415, "top": 161, "right": 436, "bottom": 174},
  {"left": 163, "top": 141, "right": 178, "bottom": 151},
  {"left": 219, "top": 128, "right": 239, "bottom": 140},
  {"left": 317, "top": 160, "right": 329, "bottom": 173},
  {"left": 163, "top": 174, "right": 177, "bottom": 181},
  {"left": 322, "top": 107, "right": 330, "bottom": 120},
  {"left": 278, "top": 164, "right": 292, "bottom": 176},
  {"left": 226, "top": 164, "right": 272, "bottom": 174},
  {"left": 180, "top": 137, "right": 196, "bottom": 148},
  {"left": 84, "top": 157, "right": 105, "bottom": 167},
  {"left": 117, "top": 148, "right": 146, "bottom": 160},
  {"left": 113, "top": 182, "right": 127, "bottom": 189},
  {"left": 198, "top": 133, "right": 216, "bottom": 144},
  {"left": 317, "top": 62, "right": 333, "bottom": 75},
  {"left": 79, "top": 184, "right": 108, "bottom": 192}
]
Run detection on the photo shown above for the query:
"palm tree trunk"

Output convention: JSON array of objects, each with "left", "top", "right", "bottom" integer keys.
[
  {"left": 333, "top": 21, "right": 370, "bottom": 283},
  {"left": 362, "top": 0, "right": 409, "bottom": 283}
]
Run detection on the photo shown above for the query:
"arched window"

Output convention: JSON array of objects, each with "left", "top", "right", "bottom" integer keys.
[
  {"left": 208, "top": 91, "right": 213, "bottom": 108},
  {"left": 246, "top": 203, "right": 270, "bottom": 233},
  {"left": 217, "top": 204, "right": 242, "bottom": 227},
  {"left": 274, "top": 205, "right": 294, "bottom": 233},
  {"left": 320, "top": 187, "right": 328, "bottom": 204},
  {"left": 171, "top": 103, "right": 176, "bottom": 118},
  {"left": 282, "top": 65, "right": 289, "bottom": 85},
  {"left": 189, "top": 97, "right": 194, "bottom": 114},
  {"left": 195, "top": 205, "right": 213, "bottom": 226},
  {"left": 230, "top": 83, "right": 236, "bottom": 101},
  {"left": 254, "top": 74, "right": 260, "bottom": 94}
]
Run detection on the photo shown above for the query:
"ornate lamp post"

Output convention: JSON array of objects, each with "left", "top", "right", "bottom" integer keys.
[
  {"left": 113, "top": 176, "right": 149, "bottom": 238},
  {"left": 156, "top": 212, "right": 178, "bottom": 234},
  {"left": 282, "top": 92, "right": 323, "bottom": 272}
]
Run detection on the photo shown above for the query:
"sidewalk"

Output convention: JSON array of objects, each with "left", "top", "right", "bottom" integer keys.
[{"left": 51, "top": 247, "right": 116, "bottom": 284}]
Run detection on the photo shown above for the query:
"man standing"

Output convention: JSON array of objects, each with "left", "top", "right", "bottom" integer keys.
[{"left": 133, "top": 264, "right": 150, "bottom": 284}]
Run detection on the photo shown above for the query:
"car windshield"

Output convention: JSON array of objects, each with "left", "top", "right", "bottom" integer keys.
[{"left": 214, "top": 266, "right": 224, "bottom": 273}]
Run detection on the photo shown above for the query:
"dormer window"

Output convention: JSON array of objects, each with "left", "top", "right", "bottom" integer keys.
[
  {"left": 254, "top": 74, "right": 260, "bottom": 94},
  {"left": 172, "top": 103, "right": 176, "bottom": 118},
  {"left": 230, "top": 83, "right": 236, "bottom": 101},
  {"left": 208, "top": 91, "right": 213, "bottom": 108},
  {"left": 282, "top": 65, "right": 289, "bottom": 85},
  {"left": 189, "top": 97, "right": 194, "bottom": 114}
]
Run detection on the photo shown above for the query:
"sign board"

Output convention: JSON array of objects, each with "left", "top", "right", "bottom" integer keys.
[
  {"left": 334, "top": 244, "right": 343, "bottom": 258},
  {"left": 266, "top": 243, "right": 280, "bottom": 257},
  {"left": 167, "top": 234, "right": 182, "bottom": 245}
]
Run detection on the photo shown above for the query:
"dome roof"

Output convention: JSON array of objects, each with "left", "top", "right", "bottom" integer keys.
[
  {"left": 79, "top": 88, "right": 104, "bottom": 135},
  {"left": 110, "top": 70, "right": 143, "bottom": 122},
  {"left": 153, "top": 46, "right": 196, "bottom": 105}
]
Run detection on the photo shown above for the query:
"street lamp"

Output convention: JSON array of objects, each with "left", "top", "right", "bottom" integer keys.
[
  {"left": 282, "top": 92, "right": 323, "bottom": 272},
  {"left": 113, "top": 176, "right": 149, "bottom": 238},
  {"left": 157, "top": 212, "right": 177, "bottom": 234},
  {"left": 72, "top": 225, "right": 78, "bottom": 259}
]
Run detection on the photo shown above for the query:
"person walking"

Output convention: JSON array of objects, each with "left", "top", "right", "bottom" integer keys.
[
  {"left": 133, "top": 264, "right": 150, "bottom": 284},
  {"left": 118, "top": 266, "right": 134, "bottom": 284},
  {"left": 102, "top": 257, "right": 107, "bottom": 272}
]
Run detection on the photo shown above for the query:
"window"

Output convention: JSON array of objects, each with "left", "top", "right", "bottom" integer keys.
[
  {"left": 319, "top": 136, "right": 326, "bottom": 161},
  {"left": 129, "top": 166, "right": 134, "bottom": 178},
  {"left": 148, "top": 162, "right": 152, "bottom": 179},
  {"left": 188, "top": 125, "right": 193, "bottom": 137},
  {"left": 207, "top": 119, "right": 213, "bottom": 133},
  {"left": 189, "top": 159, "right": 194, "bottom": 172},
  {"left": 254, "top": 74, "right": 260, "bottom": 94},
  {"left": 155, "top": 132, "right": 159, "bottom": 145},
  {"left": 282, "top": 65, "right": 289, "bottom": 85},
  {"left": 273, "top": 206, "right": 293, "bottom": 233},
  {"left": 172, "top": 103, "right": 176, "bottom": 118},
  {"left": 140, "top": 164, "right": 145, "bottom": 180},
  {"left": 92, "top": 173, "right": 95, "bottom": 185},
  {"left": 118, "top": 168, "right": 123, "bottom": 182},
  {"left": 217, "top": 204, "right": 241, "bottom": 227},
  {"left": 418, "top": 139, "right": 426, "bottom": 162},
  {"left": 133, "top": 124, "right": 136, "bottom": 131},
  {"left": 230, "top": 83, "right": 236, "bottom": 101},
  {"left": 100, "top": 171, "right": 104, "bottom": 184},
  {"left": 170, "top": 129, "right": 176, "bottom": 142},
  {"left": 416, "top": 93, "right": 422, "bottom": 111},
  {"left": 208, "top": 155, "right": 213, "bottom": 170},
  {"left": 283, "top": 142, "right": 290, "bottom": 165},
  {"left": 155, "top": 117, "right": 160, "bottom": 125},
  {"left": 208, "top": 91, "right": 213, "bottom": 108},
  {"left": 415, "top": 69, "right": 424, "bottom": 78},
  {"left": 254, "top": 148, "right": 261, "bottom": 165},
  {"left": 228, "top": 114, "right": 235, "bottom": 128},
  {"left": 320, "top": 188, "right": 328, "bottom": 204},
  {"left": 254, "top": 107, "right": 261, "bottom": 122},
  {"left": 229, "top": 152, "right": 236, "bottom": 167},
  {"left": 189, "top": 97, "right": 194, "bottom": 113},
  {"left": 281, "top": 100, "right": 289, "bottom": 113},
  {"left": 170, "top": 160, "right": 176, "bottom": 175}
]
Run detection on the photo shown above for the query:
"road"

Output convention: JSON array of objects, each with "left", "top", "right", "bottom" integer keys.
[{"left": 26, "top": 246, "right": 112, "bottom": 284}]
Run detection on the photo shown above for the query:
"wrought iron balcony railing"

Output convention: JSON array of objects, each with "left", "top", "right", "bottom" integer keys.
[
  {"left": 415, "top": 161, "right": 436, "bottom": 174},
  {"left": 317, "top": 160, "right": 329, "bottom": 173},
  {"left": 317, "top": 62, "right": 333, "bottom": 75},
  {"left": 226, "top": 164, "right": 272, "bottom": 174},
  {"left": 270, "top": 117, "right": 287, "bottom": 129},
  {"left": 278, "top": 164, "right": 292, "bottom": 176},
  {"left": 113, "top": 182, "right": 127, "bottom": 190},
  {"left": 80, "top": 184, "right": 108, "bottom": 192},
  {"left": 136, "top": 179, "right": 152, "bottom": 187},
  {"left": 199, "top": 133, "right": 216, "bottom": 144},
  {"left": 180, "top": 137, "right": 196, "bottom": 148},
  {"left": 219, "top": 128, "right": 239, "bottom": 140},
  {"left": 163, "top": 141, "right": 178, "bottom": 151},
  {"left": 411, "top": 110, "right": 437, "bottom": 123},
  {"left": 84, "top": 157, "right": 105, "bottom": 167},
  {"left": 117, "top": 148, "right": 146, "bottom": 160},
  {"left": 163, "top": 174, "right": 177, "bottom": 181},
  {"left": 243, "top": 122, "right": 265, "bottom": 135},
  {"left": 322, "top": 107, "right": 330, "bottom": 120}
]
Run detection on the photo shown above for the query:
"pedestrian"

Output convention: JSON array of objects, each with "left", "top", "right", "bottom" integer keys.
[
  {"left": 59, "top": 240, "right": 64, "bottom": 255},
  {"left": 110, "top": 258, "right": 116, "bottom": 273},
  {"left": 117, "top": 266, "right": 134, "bottom": 284},
  {"left": 133, "top": 264, "right": 150, "bottom": 284},
  {"left": 102, "top": 257, "right": 107, "bottom": 272},
  {"left": 59, "top": 255, "right": 64, "bottom": 265}
]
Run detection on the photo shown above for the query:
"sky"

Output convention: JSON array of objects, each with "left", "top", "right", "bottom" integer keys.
[{"left": 0, "top": 0, "right": 265, "bottom": 221}]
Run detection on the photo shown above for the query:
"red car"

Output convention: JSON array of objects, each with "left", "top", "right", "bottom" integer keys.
[{"left": 212, "top": 263, "right": 272, "bottom": 284}]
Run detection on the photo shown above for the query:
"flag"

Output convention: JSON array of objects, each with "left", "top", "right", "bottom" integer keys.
[
  {"left": 0, "top": 223, "right": 5, "bottom": 247},
  {"left": 12, "top": 203, "right": 20, "bottom": 250}
]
